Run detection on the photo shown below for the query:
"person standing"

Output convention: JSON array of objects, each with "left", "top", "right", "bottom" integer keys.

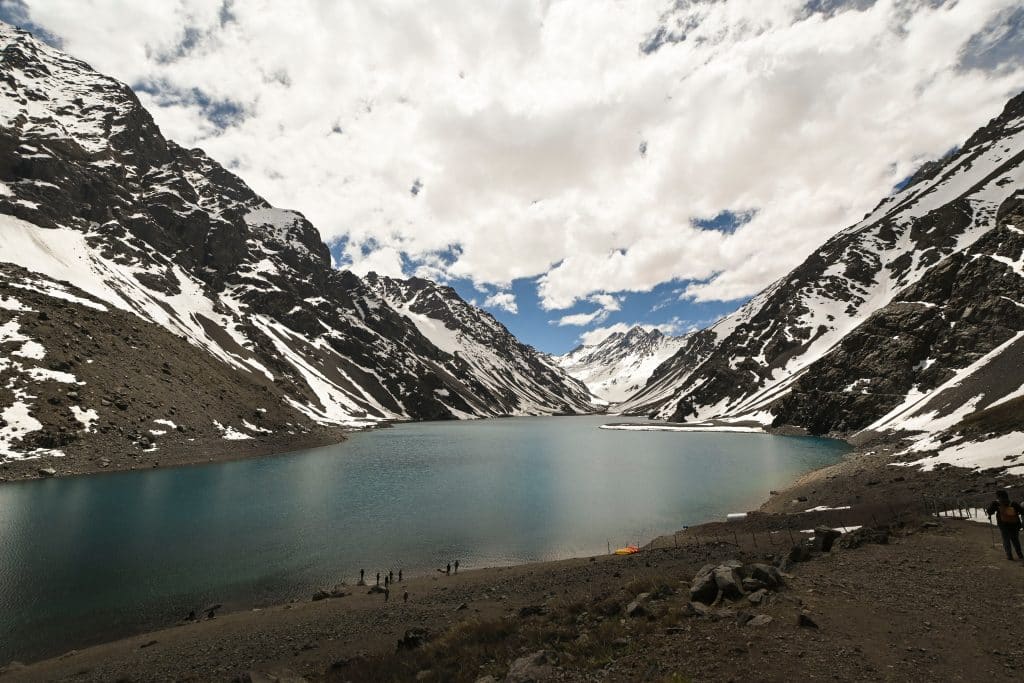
[
  {"left": 376, "top": 572, "right": 380, "bottom": 586},
  {"left": 359, "top": 569, "right": 365, "bottom": 585},
  {"left": 454, "top": 560, "right": 460, "bottom": 574},
  {"left": 398, "top": 569, "right": 403, "bottom": 582},
  {"left": 446, "top": 562, "right": 451, "bottom": 576},
  {"left": 384, "top": 586, "right": 390, "bottom": 602},
  {"left": 389, "top": 569, "right": 394, "bottom": 584},
  {"left": 987, "top": 490, "right": 1024, "bottom": 560},
  {"left": 403, "top": 590, "right": 409, "bottom": 603}
]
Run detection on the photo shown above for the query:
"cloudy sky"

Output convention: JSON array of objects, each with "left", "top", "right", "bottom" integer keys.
[{"left": 4, "top": 0, "right": 1024, "bottom": 353}]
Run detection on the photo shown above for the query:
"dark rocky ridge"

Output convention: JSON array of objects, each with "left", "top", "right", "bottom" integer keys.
[{"left": 0, "top": 23, "right": 594, "bottom": 472}]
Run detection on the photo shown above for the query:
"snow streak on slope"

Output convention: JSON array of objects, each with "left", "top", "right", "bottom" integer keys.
[{"left": 556, "top": 327, "right": 688, "bottom": 404}]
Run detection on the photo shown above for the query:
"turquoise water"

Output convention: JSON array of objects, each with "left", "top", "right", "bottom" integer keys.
[{"left": 0, "top": 416, "right": 847, "bottom": 662}]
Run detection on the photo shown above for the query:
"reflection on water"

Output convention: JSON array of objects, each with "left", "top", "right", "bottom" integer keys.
[{"left": 0, "top": 416, "right": 847, "bottom": 662}]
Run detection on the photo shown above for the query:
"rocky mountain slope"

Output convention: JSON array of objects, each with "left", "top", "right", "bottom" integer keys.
[
  {"left": 620, "top": 91, "right": 1024, "bottom": 459},
  {"left": 555, "top": 326, "right": 688, "bottom": 403},
  {"left": 0, "top": 23, "right": 594, "bottom": 471}
]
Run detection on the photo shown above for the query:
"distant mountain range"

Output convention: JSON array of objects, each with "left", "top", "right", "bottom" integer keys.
[
  {"left": 556, "top": 327, "right": 688, "bottom": 403},
  {"left": 0, "top": 23, "right": 594, "bottom": 465}
]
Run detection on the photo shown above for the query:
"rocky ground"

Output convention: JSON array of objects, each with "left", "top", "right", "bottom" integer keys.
[
  {"left": 1, "top": 265, "right": 353, "bottom": 482},
  {"left": 4, "top": 446, "right": 1023, "bottom": 682}
]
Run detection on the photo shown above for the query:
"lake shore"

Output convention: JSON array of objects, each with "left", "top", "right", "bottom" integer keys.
[
  {"left": 0, "top": 424, "right": 355, "bottom": 483},
  {"left": 8, "top": 434, "right": 1023, "bottom": 681}
]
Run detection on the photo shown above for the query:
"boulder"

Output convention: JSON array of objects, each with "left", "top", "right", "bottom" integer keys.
[
  {"left": 625, "top": 600, "right": 647, "bottom": 618},
  {"left": 311, "top": 590, "right": 331, "bottom": 601},
  {"left": 37, "top": 467, "right": 56, "bottom": 477},
  {"left": 746, "top": 563, "right": 783, "bottom": 588},
  {"left": 689, "top": 601, "right": 713, "bottom": 617},
  {"left": 788, "top": 542, "right": 813, "bottom": 563},
  {"left": 747, "top": 614, "right": 773, "bottom": 627},
  {"left": 797, "top": 613, "right": 819, "bottom": 629},
  {"left": 712, "top": 565, "right": 744, "bottom": 601},
  {"left": 505, "top": 650, "right": 556, "bottom": 683},
  {"left": 811, "top": 526, "right": 842, "bottom": 553},
  {"left": 689, "top": 567, "right": 719, "bottom": 605},
  {"left": 742, "top": 578, "right": 766, "bottom": 592},
  {"left": 747, "top": 589, "right": 769, "bottom": 606}
]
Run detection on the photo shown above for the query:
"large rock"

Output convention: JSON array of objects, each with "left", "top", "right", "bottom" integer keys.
[
  {"left": 505, "top": 650, "right": 556, "bottom": 683},
  {"left": 788, "top": 542, "right": 813, "bottom": 563},
  {"left": 713, "top": 565, "right": 744, "bottom": 601},
  {"left": 625, "top": 599, "right": 647, "bottom": 618},
  {"left": 689, "top": 565, "right": 719, "bottom": 604},
  {"left": 811, "top": 526, "right": 842, "bottom": 552},
  {"left": 745, "top": 563, "right": 783, "bottom": 588}
]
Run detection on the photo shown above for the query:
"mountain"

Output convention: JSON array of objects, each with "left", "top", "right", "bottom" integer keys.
[
  {"left": 0, "top": 23, "right": 594, "bottom": 469},
  {"left": 620, "top": 91, "right": 1024, "bottom": 455},
  {"left": 556, "top": 326, "right": 688, "bottom": 403},
  {"left": 363, "top": 273, "right": 595, "bottom": 416}
]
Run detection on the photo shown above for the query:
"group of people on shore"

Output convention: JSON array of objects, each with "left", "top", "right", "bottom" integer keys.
[
  {"left": 987, "top": 489, "right": 1024, "bottom": 561},
  {"left": 358, "top": 567, "right": 408, "bottom": 603},
  {"left": 355, "top": 560, "right": 461, "bottom": 603}
]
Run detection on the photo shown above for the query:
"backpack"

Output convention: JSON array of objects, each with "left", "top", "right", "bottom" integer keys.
[{"left": 997, "top": 503, "right": 1021, "bottom": 526}]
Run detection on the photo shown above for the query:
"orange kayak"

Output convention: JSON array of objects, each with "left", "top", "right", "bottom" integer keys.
[{"left": 614, "top": 544, "right": 639, "bottom": 555}]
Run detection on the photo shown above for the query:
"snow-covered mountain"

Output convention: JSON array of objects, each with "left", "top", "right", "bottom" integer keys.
[
  {"left": 620, "top": 90, "right": 1024, "bottom": 459},
  {"left": 556, "top": 327, "right": 688, "bottom": 403},
  {"left": 0, "top": 23, "right": 594, "bottom": 466}
]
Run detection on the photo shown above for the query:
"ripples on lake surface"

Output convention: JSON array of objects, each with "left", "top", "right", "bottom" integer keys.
[{"left": 0, "top": 415, "right": 847, "bottom": 662}]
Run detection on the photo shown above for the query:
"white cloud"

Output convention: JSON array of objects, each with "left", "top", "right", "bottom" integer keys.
[
  {"left": 343, "top": 243, "right": 405, "bottom": 279},
  {"left": 17, "top": 0, "right": 1024, "bottom": 309},
  {"left": 589, "top": 293, "right": 621, "bottom": 312},
  {"left": 553, "top": 292, "right": 621, "bottom": 325},
  {"left": 555, "top": 309, "right": 608, "bottom": 327},
  {"left": 483, "top": 291, "right": 518, "bottom": 314}
]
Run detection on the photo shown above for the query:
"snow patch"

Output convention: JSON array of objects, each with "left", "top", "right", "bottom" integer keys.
[
  {"left": 902, "top": 431, "right": 1024, "bottom": 475},
  {"left": 70, "top": 405, "right": 98, "bottom": 432},
  {"left": 213, "top": 420, "right": 252, "bottom": 440}
]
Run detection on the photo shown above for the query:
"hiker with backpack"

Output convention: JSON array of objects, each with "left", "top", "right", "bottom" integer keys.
[{"left": 986, "top": 490, "right": 1024, "bottom": 561}]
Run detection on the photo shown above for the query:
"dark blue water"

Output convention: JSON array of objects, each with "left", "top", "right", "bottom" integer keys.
[{"left": 0, "top": 416, "right": 847, "bottom": 662}]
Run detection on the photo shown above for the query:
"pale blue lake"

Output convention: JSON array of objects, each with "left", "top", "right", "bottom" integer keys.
[{"left": 0, "top": 416, "right": 848, "bottom": 662}]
